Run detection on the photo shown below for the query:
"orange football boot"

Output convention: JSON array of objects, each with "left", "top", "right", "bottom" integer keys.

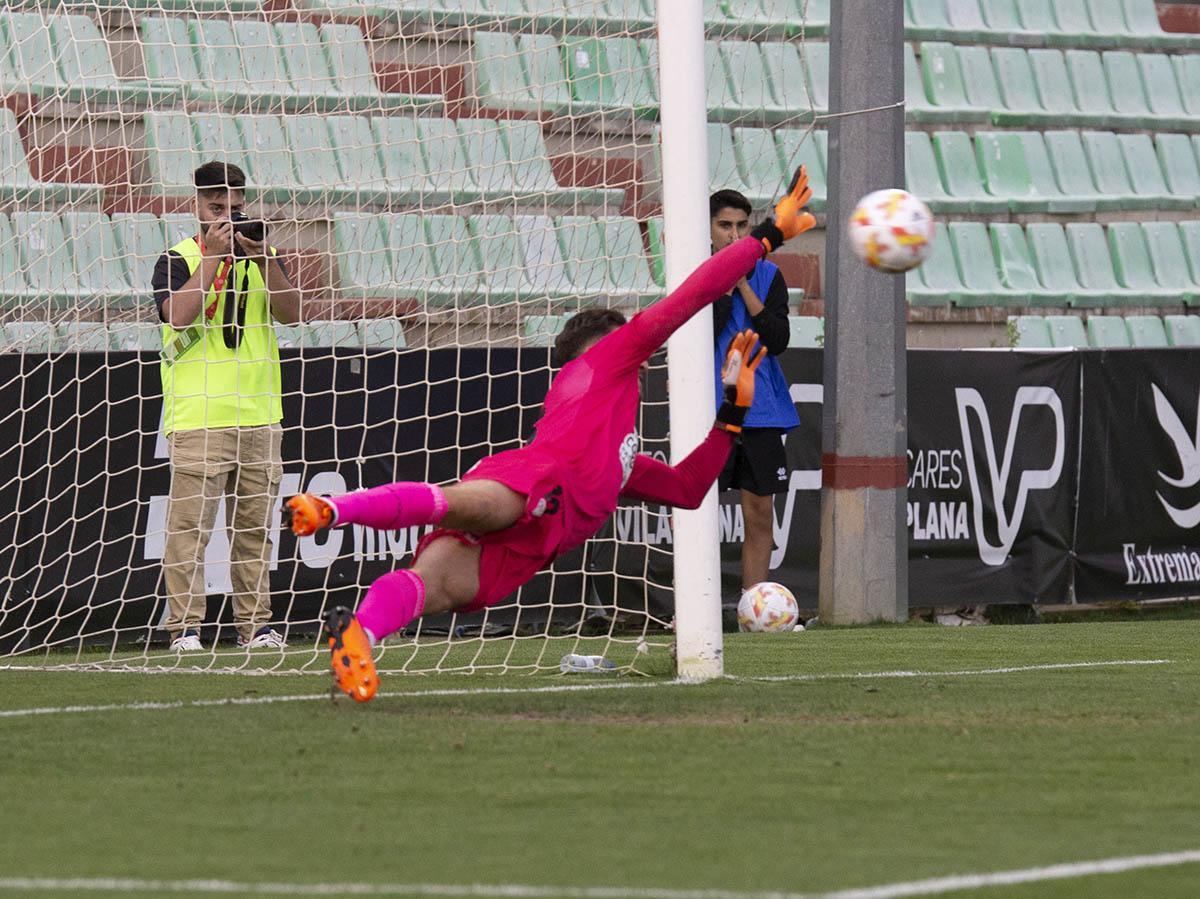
[{"left": 324, "top": 606, "right": 379, "bottom": 703}]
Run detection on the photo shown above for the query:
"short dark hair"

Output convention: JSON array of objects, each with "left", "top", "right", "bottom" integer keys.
[
  {"left": 554, "top": 308, "right": 627, "bottom": 366},
  {"left": 194, "top": 161, "right": 246, "bottom": 195},
  {"left": 710, "top": 189, "right": 752, "bottom": 220}
]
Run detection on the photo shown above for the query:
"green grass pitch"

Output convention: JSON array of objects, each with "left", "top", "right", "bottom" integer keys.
[{"left": 2, "top": 619, "right": 1199, "bottom": 898}]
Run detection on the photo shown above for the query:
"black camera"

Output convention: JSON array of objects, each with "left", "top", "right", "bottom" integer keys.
[{"left": 230, "top": 210, "right": 268, "bottom": 244}]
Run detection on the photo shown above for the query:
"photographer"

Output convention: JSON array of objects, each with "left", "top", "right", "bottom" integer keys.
[{"left": 151, "top": 161, "right": 301, "bottom": 652}]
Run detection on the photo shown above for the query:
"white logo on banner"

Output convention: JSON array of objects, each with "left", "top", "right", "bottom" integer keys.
[
  {"left": 955, "top": 387, "right": 1066, "bottom": 566},
  {"left": 1152, "top": 384, "right": 1200, "bottom": 529}
]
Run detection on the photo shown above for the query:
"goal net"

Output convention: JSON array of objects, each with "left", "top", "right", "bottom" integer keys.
[{"left": 0, "top": 1, "right": 820, "bottom": 674}]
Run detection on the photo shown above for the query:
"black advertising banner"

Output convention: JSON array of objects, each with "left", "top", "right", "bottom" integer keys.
[
  {"left": 905, "top": 350, "right": 1079, "bottom": 605},
  {"left": 4, "top": 346, "right": 1197, "bottom": 650},
  {"left": 1075, "top": 350, "right": 1200, "bottom": 600}
]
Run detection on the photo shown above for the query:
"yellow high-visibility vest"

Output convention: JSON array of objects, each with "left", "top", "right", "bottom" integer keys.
[{"left": 159, "top": 237, "right": 283, "bottom": 435}]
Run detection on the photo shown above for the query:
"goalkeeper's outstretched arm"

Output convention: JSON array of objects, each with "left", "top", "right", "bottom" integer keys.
[
  {"left": 619, "top": 330, "right": 767, "bottom": 509},
  {"left": 586, "top": 167, "right": 815, "bottom": 374}
]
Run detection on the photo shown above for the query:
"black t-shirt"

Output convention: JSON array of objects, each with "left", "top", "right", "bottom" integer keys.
[{"left": 151, "top": 249, "right": 290, "bottom": 324}]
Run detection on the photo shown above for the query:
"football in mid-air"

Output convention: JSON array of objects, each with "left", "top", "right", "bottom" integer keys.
[
  {"left": 848, "top": 189, "right": 935, "bottom": 273},
  {"left": 737, "top": 582, "right": 800, "bottom": 632}
]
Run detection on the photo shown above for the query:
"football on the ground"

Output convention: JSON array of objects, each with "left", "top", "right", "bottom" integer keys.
[
  {"left": 737, "top": 582, "right": 800, "bottom": 632},
  {"left": 848, "top": 188, "right": 935, "bottom": 273}
]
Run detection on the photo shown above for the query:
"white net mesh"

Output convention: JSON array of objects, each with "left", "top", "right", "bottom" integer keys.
[{"left": 0, "top": 1, "right": 821, "bottom": 674}]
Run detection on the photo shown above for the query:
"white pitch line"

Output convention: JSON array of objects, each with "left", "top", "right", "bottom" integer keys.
[
  {"left": 0, "top": 658, "right": 1171, "bottom": 721},
  {"left": 2, "top": 849, "right": 1200, "bottom": 897}
]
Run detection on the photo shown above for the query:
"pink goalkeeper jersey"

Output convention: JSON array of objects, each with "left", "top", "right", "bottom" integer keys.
[{"left": 501, "top": 235, "right": 765, "bottom": 557}]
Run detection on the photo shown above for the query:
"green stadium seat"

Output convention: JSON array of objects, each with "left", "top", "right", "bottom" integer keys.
[
  {"left": 283, "top": 115, "right": 348, "bottom": 205},
  {"left": 947, "top": 221, "right": 1028, "bottom": 306},
  {"left": 516, "top": 214, "right": 571, "bottom": 299},
  {"left": 931, "top": 131, "right": 1006, "bottom": 213},
  {"left": 140, "top": 17, "right": 203, "bottom": 100},
  {"left": 1173, "top": 55, "right": 1200, "bottom": 120},
  {"left": 1064, "top": 50, "right": 1125, "bottom": 128},
  {"left": 1142, "top": 222, "right": 1199, "bottom": 304},
  {"left": 600, "top": 216, "right": 657, "bottom": 301},
  {"left": 946, "top": 0, "right": 991, "bottom": 41},
  {"left": 788, "top": 315, "right": 823, "bottom": 348},
  {"left": 704, "top": 41, "right": 738, "bottom": 121},
  {"left": 1126, "top": 314, "right": 1170, "bottom": 346},
  {"left": 1, "top": 108, "right": 98, "bottom": 204},
  {"left": 556, "top": 216, "right": 610, "bottom": 296},
  {"left": 1080, "top": 131, "right": 1154, "bottom": 211},
  {"left": 1164, "top": 314, "right": 1200, "bottom": 345},
  {"left": 370, "top": 115, "right": 430, "bottom": 202},
  {"left": 111, "top": 214, "right": 166, "bottom": 295},
  {"left": 1066, "top": 222, "right": 1133, "bottom": 307},
  {"left": 333, "top": 213, "right": 395, "bottom": 299},
  {"left": 108, "top": 322, "right": 161, "bottom": 352},
  {"left": 14, "top": 213, "right": 87, "bottom": 307},
  {"left": 904, "top": 44, "right": 953, "bottom": 124},
  {"left": 918, "top": 44, "right": 985, "bottom": 123},
  {"left": 361, "top": 319, "right": 407, "bottom": 350},
  {"left": 775, "top": 128, "right": 827, "bottom": 213},
  {"left": 1009, "top": 315, "right": 1052, "bottom": 347},
  {"left": 760, "top": 41, "right": 819, "bottom": 122},
  {"left": 562, "top": 37, "right": 615, "bottom": 113},
  {"left": 976, "top": 131, "right": 1095, "bottom": 213},
  {"left": 0, "top": 213, "right": 33, "bottom": 306},
  {"left": 3, "top": 321, "right": 59, "bottom": 352},
  {"left": 237, "top": 115, "right": 309, "bottom": 204},
  {"left": 192, "top": 112, "right": 247, "bottom": 172},
  {"left": 1043, "top": 131, "right": 1126, "bottom": 212},
  {"left": 1138, "top": 53, "right": 1190, "bottom": 129},
  {"left": 233, "top": 19, "right": 295, "bottom": 111},
  {"left": 724, "top": 0, "right": 827, "bottom": 40},
  {"left": 1040, "top": 0, "right": 1098, "bottom": 46},
  {"left": 473, "top": 31, "right": 569, "bottom": 115},
  {"left": 58, "top": 321, "right": 110, "bottom": 353},
  {"left": 523, "top": 313, "right": 573, "bottom": 346},
  {"left": 906, "top": 0, "right": 954, "bottom": 41},
  {"left": 424, "top": 214, "right": 483, "bottom": 306},
  {"left": 646, "top": 215, "right": 665, "bottom": 288},
  {"left": 326, "top": 115, "right": 391, "bottom": 204},
  {"left": 321, "top": 23, "right": 431, "bottom": 112},
  {"left": 956, "top": 46, "right": 1004, "bottom": 119},
  {"left": 604, "top": 37, "right": 657, "bottom": 115},
  {"left": 905, "top": 131, "right": 964, "bottom": 214},
  {"left": 456, "top": 117, "right": 512, "bottom": 198},
  {"left": 1027, "top": 223, "right": 1100, "bottom": 307},
  {"left": 146, "top": 112, "right": 200, "bottom": 196},
  {"left": 990, "top": 223, "right": 1058, "bottom": 306},
  {"left": 1084, "top": 0, "right": 1136, "bottom": 45},
  {"left": 63, "top": 213, "right": 132, "bottom": 307},
  {"left": 470, "top": 214, "right": 528, "bottom": 303},
  {"left": 734, "top": 127, "right": 787, "bottom": 210},
  {"left": 709, "top": 123, "right": 772, "bottom": 208},
  {"left": 1123, "top": 0, "right": 1200, "bottom": 49},
  {"left": 273, "top": 21, "right": 344, "bottom": 112},
  {"left": 1183, "top": 222, "right": 1200, "bottom": 302},
  {"left": 1045, "top": 314, "right": 1089, "bottom": 347},
  {"left": 51, "top": 15, "right": 162, "bottom": 106},
  {"left": 416, "top": 117, "right": 476, "bottom": 205},
  {"left": 1027, "top": 49, "right": 1089, "bottom": 127},
  {"left": 978, "top": 0, "right": 1039, "bottom": 43},
  {"left": 2, "top": 12, "right": 60, "bottom": 97},
  {"left": 990, "top": 47, "right": 1049, "bottom": 126},
  {"left": 159, "top": 214, "right": 195, "bottom": 248},
  {"left": 1086, "top": 315, "right": 1132, "bottom": 347},
  {"left": 502, "top": 120, "right": 596, "bottom": 204},
  {"left": 1101, "top": 51, "right": 1157, "bottom": 129},
  {"left": 906, "top": 222, "right": 964, "bottom": 305},
  {"left": 1106, "top": 222, "right": 1182, "bottom": 303},
  {"left": 189, "top": 19, "right": 244, "bottom": 107},
  {"left": 718, "top": 40, "right": 789, "bottom": 124},
  {"left": 387, "top": 213, "right": 440, "bottom": 302},
  {"left": 1116, "top": 133, "right": 1183, "bottom": 209},
  {"left": 303, "top": 321, "right": 363, "bottom": 348}
]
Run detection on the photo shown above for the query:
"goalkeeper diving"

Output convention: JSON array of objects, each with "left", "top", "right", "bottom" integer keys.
[{"left": 285, "top": 169, "right": 816, "bottom": 701}]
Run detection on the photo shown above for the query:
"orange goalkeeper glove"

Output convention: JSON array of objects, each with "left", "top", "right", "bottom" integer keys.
[
  {"left": 284, "top": 493, "right": 335, "bottom": 537},
  {"left": 716, "top": 329, "right": 768, "bottom": 434},
  {"left": 750, "top": 165, "right": 817, "bottom": 253}
]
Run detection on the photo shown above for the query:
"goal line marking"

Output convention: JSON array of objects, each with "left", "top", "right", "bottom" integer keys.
[
  {"left": 2, "top": 848, "right": 1199, "bottom": 897},
  {"left": 0, "top": 658, "right": 1170, "bottom": 720}
]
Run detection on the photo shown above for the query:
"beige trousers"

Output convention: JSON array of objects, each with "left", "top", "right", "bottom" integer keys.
[{"left": 162, "top": 425, "right": 283, "bottom": 640}]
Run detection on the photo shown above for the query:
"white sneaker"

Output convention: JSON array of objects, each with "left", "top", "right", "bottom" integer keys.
[
  {"left": 171, "top": 631, "right": 204, "bottom": 652},
  {"left": 238, "top": 627, "right": 288, "bottom": 649}
]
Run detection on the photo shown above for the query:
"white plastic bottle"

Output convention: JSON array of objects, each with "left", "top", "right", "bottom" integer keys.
[{"left": 559, "top": 653, "right": 617, "bottom": 674}]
